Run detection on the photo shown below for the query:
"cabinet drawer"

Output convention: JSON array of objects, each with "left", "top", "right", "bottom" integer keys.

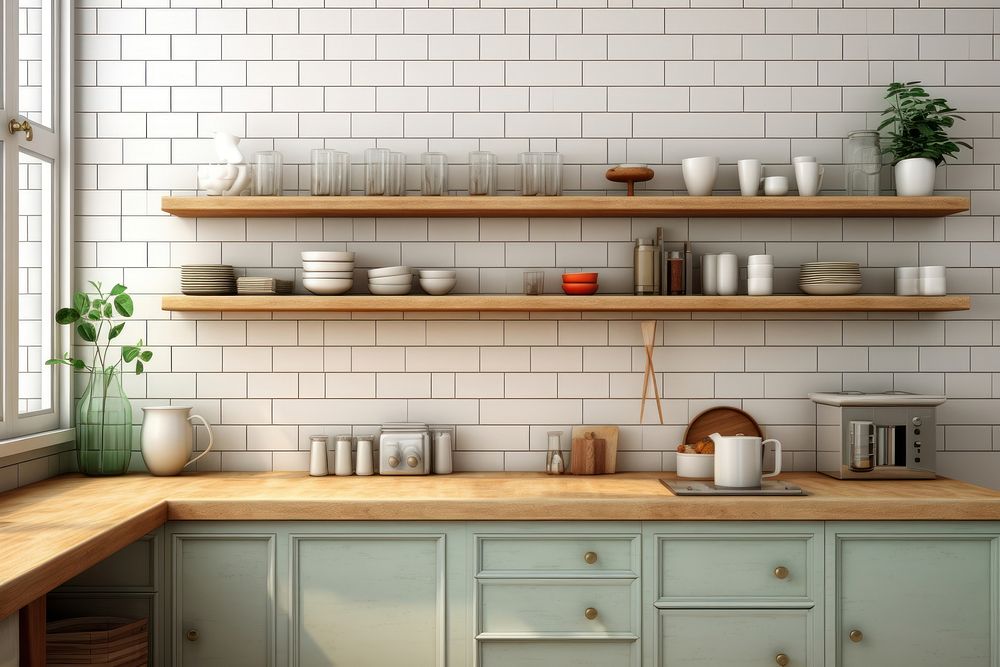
[
  {"left": 658, "top": 535, "right": 811, "bottom": 603},
  {"left": 480, "top": 640, "right": 636, "bottom": 667},
  {"left": 658, "top": 609, "right": 811, "bottom": 666},
  {"left": 478, "top": 535, "right": 637, "bottom": 576},
  {"left": 479, "top": 580, "right": 637, "bottom": 636}
]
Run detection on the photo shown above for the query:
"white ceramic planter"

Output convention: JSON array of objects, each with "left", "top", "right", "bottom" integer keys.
[{"left": 894, "top": 157, "right": 936, "bottom": 196}]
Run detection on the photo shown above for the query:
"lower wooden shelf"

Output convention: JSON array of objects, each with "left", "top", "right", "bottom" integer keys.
[{"left": 161, "top": 294, "right": 971, "bottom": 313}]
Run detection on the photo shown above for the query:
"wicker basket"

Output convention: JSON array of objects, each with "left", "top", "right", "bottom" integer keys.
[{"left": 46, "top": 617, "right": 148, "bottom": 666}]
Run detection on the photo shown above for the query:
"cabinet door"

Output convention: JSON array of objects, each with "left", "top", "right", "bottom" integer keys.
[
  {"left": 172, "top": 535, "right": 275, "bottom": 667},
  {"left": 291, "top": 534, "right": 445, "bottom": 667},
  {"left": 834, "top": 532, "right": 997, "bottom": 667},
  {"left": 480, "top": 640, "right": 635, "bottom": 666},
  {"left": 658, "top": 610, "right": 811, "bottom": 666}
]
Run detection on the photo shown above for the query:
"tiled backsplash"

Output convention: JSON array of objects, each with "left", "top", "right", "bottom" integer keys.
[{"left": 44, "top": 1, "right": 1000, "bottom": 489}]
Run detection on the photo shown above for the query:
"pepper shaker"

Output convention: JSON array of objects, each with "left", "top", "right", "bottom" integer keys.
[
  {"left": 334, "top": 434, "right": 353, "bottom": 476},
  {"left": 355, "top": 437, "right": 374, "bottom": 476}
]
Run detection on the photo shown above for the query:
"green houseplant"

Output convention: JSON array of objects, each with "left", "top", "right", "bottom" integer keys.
[
  {"left": 48, "top": 282, "right": 152, "bottom": 476},
  {"left": 878, "top": 81, "right": 971, "bottom": 196}
]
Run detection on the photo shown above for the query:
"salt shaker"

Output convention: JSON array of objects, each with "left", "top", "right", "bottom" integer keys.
[
  {"left": 355, "top": 437, "right": 375, "bottom": 476},
  {"left": 433, "top": 431, "right": 453, "bottom": 474},
  {"left": 309, "top": 436, "right": 329, "bottom": 477},
  {"left": 334, "top": 434, "right": 353, "bottom": 476}
]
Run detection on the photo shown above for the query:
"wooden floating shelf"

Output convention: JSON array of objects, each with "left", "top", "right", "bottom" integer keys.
[
  {"left": 161, "top": 294, "right": 971, "bottom": 313},
  {"left": 161, "top": 195, "right": 969, "bottom": 219}
]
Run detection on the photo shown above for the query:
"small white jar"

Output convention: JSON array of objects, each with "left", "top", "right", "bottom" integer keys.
[
  {"left": 918, "top": 266, "right": 946, "bottom": 296},
  {"left": 716, "top": 253, "right": 739, "bottom": 296},
  {"left": 895, "top": 266, "right": 919, "bottom": 296}
]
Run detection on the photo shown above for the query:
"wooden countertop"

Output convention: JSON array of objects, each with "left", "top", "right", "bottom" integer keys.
[{"left": 2, "top": 471, "right": 999, "bottom": 618}]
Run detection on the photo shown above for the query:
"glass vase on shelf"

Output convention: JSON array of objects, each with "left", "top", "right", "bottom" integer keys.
[
  {"left": 845, "top": 130, "right": 882, "bottom": 196},
  {"left": 76, "top": 367, "right": 133, "bottom": 476}
]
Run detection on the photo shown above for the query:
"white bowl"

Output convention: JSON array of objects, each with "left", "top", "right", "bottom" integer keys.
[
  {"left": 419, "top": 278, "right": 457, "bottom": 295},
  {"left": 419, "top": 269, "right": 457, "bottom": 279},
  {"left": 303, "top": 278, "right": 353, "bottom": 295},
  {"left": 368, "top": 274, "right": 414, "bottom": 285},
  {"left": 369, "top": 284, "right": 412, "bottom": 296},
  {"left": 302, "top": 270, "right": 354, "bottom": 279},
  {"left": 368, "top": 265, "right": 411, "bottom": 278},
  {"left": 676, "top": 452, "right": 714, "bottom": 479},
  {"left": 303, "top": 260, "right": 354, "bottom": 272},
  {"left": 302, "top": 250, "right": 354, "bottom": 262}
]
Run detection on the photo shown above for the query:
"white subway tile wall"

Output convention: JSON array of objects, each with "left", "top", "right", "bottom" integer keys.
[{"left": 30, "top": 0, "right": 999, "bottom": 489}]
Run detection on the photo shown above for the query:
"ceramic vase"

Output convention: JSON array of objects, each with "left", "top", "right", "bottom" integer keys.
[{"left": 894, "top": 157, "right": 936, "bottom": 196}]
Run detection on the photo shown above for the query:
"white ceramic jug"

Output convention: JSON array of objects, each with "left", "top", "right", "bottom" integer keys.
[
  {"left": 140, "top": 406, "right": 214, "bottom": 476},
  {"left": 709, "top": 432, "right": 781, "bottom": 489}
]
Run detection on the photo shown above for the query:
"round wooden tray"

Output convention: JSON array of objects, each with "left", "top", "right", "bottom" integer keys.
[{"left": 684, "top": 406, "right": 763, "bottom": 444}]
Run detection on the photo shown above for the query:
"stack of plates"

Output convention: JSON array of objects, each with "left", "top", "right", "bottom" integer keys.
[
  {"left": 181, "top": 265, "right": 236, "bottom": 295},
  {"left": 369, "top": 266, "right": 413, "bottom": 295},
  {"left": 799, "top": 262, "right": 862, "bottom": 295},
  {"left": 302, "top": 251, "right": 354, "bottom": 295},
  {"left": 237, "top": 277, "right": 293, "bottom": 295}
]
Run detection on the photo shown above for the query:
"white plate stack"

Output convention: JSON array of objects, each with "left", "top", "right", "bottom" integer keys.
[
  {"left": 799, "top": 262, "right": 862, "bottom": 295},
  {"left": 302, "top": 251, "right": 354, "bottom": 295},
  {"left": 237, "top": 277, "right": 293, "bottom": 295},
  {"left": 181, "top": 265, "right": 236, "bottom": 295},
  {"left": 368, "top": 266, "right": 413, "bottom": 295},
  {"left": 418, "top": 270, "right": 457, "bottom": 295}
]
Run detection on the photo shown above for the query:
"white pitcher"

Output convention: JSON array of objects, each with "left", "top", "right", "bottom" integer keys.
[
  {"left": 140, "top": 406, "right": 214, "bottom": 476},
  {"left": 709, "top": 432, "right": 781, "bottom": 489}
]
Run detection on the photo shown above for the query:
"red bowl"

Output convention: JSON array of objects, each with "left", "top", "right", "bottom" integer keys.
[
  {"left": 562, "top": 272, "right": 599, "bottom": 284},
  {"left": 562, "top": 282, "right": 599, "bottom": 295}
]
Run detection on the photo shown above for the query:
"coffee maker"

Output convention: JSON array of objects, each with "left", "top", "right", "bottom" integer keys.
[{"left": 810, "top": 392, "right": 945, "bottom": 480}]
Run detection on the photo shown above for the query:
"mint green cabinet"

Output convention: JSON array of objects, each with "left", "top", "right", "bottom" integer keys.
[
  {"left": 827, "top": 523, "right": 1000, "bottom": 667},
  {"left": 479, "top": 640, "right": 635, "bottom": 666},
  {"left": 169, "top": 533, "right": 275, "bottom": 667},
  {"left": 658, "top": 609, "right": 811, "bottom": 666}
]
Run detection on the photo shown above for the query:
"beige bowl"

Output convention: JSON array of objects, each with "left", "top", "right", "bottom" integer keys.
[{"left": 676, "top": 452, "right": 714, "bottom": 479}]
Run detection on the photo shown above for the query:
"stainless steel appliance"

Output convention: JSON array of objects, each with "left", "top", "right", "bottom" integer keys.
[
  {"left": 379, "top": 423, "right": 431, "bottom": 475},
  {"left": 810, "top": 392, "right": 945, "bottom": 480}
]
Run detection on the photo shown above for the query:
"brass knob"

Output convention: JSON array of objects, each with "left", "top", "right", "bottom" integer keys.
[
  {"left": 186, "top": 629, "right": 199, "bottom": 642},
  {"left": 584, "top": 607, "right": 598, "bottom": 620},
  {"left": 406, "top": 455, "right": 419, "bottom": 468},
  {"left": 773, "top": 566, "right": 789, "bottom": 580},
  {"left": 584, "top": 551, "right": 598, "bottom": 565},
  {"left": 849, "top": 629, "right": 863, "bottom": 643},
  {"left": 388, "top": 455, "right": 400, "bottom": 467},
  {"left": 7, "top": 118, "right": 33, "bottom": 141},
  {"left": 775, "top": 653, "right": 789, "bottom": 666}
]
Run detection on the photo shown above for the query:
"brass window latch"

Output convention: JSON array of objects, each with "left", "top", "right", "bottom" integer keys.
[{"left": 8, "top": 118, "right": 33, "bottom": 141}]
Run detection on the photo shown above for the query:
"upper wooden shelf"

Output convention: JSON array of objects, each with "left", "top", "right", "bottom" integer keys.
[
  {"left": 161, "top": 195, "right": 970, "bottom": 219},
  {"left": 161, "top": 294, "right": 971, "bottom": 313}
]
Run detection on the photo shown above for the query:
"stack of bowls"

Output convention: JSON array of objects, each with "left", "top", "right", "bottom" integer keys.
[
  {"left": 747, "top": 255, "right": 773, "bottom": 295},
  {"left": 302, "top": 251, "right": 354, "bottom": 295},
  {"left": 368, "top": 266, "right": 413, "bottom": 295},
  {"left": 418, "top": 270, "right": 456, "bottom": 295},
  {"left": 181, "top": 265, "right": 236, "bottom": 295},
  {"left": 799, "top": 262, "right": 862, "bottom": 295},
  {"left": 562, "top": 272, "right": 599, "bottom": 295}
]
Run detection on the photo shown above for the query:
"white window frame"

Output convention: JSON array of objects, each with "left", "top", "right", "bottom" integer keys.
[{"left": 0, "top": 0, "right": 72, "bottom": 454}]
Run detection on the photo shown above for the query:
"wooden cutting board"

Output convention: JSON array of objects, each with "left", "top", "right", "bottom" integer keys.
[
  {"left": 571, "top": 425, "right": 619, "bottom": 473},
  {"left": 684, "top": 407, "right": 763, "bottom": 445}
]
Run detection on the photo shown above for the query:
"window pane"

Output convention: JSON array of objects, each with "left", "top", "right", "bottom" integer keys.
[
  {"left": 19, "top": 0, "right": 52, "bottom": 127},
  {"left": 19, "top": 152, "right": 52, "bottom": 415}
]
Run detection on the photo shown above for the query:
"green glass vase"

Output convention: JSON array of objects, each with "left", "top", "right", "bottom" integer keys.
[{"left": 76, "top": 368, "right": 133, "bottom": 476}]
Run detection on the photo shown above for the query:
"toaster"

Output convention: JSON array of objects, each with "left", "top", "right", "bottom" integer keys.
[{"left": 379, "top": 423, "right": 431, "bottom": 475}]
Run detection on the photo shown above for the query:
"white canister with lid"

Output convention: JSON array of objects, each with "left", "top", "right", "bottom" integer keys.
[
  {"left": 918, "top": 265, "right": 946, "bottom": 296},
  {"left": 355, "top": 437, "right": 375, "bottom": 476},
  {"left": 309, "top": 435, "right": 329, "bottom": 476},
  {"left": 334, "top": 434, "right": 353, "bottom": 476},
  {"left": 716, "top": 252, "right": 738, "bottom": 296},
  {"left": 895, "top": 266, "right": 919, "bottom": 296}
]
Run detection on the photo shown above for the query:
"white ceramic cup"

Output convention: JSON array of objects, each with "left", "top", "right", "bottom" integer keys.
[
  {"left": 682, "top": 156, "right": 719, "bottom": 196},
  {"left": 712, "top": 433, "right": 782, "bottom": 489},
  {"left": 701, "top": 254, "right": 719, "bottom": 295},
  {"left": 748, "top": 277, "right": 773, "bottom": 296},
  {"left": 716, "top": 252, "right": 739, "bottom": 296},
  {"left": 763, "top": 176, "right": 788, "bottom": 196},
  {"left": 737, "top": 159, "right": 763, "bottom": 197},
  {"left": 919, "top": 266, "right": 947, "bottom": 295},
  {"left": 792, "top": 155, "right": 816, "bottom": 164},
  {"left": 794, "top": 161, "right": 825, "bottom": 196},
  {"left": 895, "top": 266, "right": 919, "bottom": 296}
]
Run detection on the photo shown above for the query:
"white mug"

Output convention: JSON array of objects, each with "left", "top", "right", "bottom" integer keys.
[
  {"left": 763, "top": 176, "right": 789, "bottom": 196},
  {"left": 792, "top": 155, "right": 816, "bottom": 164},
  {"left": 682, "top": 156, "right": 719, "bottom": 196},
  {"left": 794, "top": 161, "right": 825, "bottom": 196},
  {"left": 737, "top": 159, "right": 763, "bottom": 196},
  {"left": 710, "top": 432, "right": 782, "bottom": 489}
]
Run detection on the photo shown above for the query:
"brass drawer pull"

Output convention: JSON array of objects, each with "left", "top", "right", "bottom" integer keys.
[
  {"left": 186, "top": 629, "right": 199, "bottom": 642},
  {"left": 584, "top": 551, "right": 598, "bottom": 564},
  {"left": 584, "top": 607, "right": 599, "bottom": 620},
  {"left": 775, "top": 653, "right": 789, "bottom": 666},
  {"left": 7, "top": 118, "right": 33, "bottom": 141},
  {"left": 849, "top": 629, "right": 863, "bottom": 643},
  {"left": 773, "top": 565, "right": 789, "bottom": 579}
]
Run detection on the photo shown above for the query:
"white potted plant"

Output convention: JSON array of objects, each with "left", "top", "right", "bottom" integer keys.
[{"left": 878, "top": 81, "right": 970, "bottom": 196}]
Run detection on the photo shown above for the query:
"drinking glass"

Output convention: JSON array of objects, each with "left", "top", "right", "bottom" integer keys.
[
  {"left": 252, "top": 151, "right": 282, "bottom": 196},
  {"left": 523, "top": 271, "right": 544, "bottom": 295},
  {"left": 365, "top": 147, "right": 389, "bottom": 196},
  {"left": 330, "top": 151, "right": 351, "bottom": 196},
  {"left": 421, "top": 152, "right": 448, "bottom": 196},
  {"left": 311, "top": 149, "right": 336, "bottom": 196},
  {"left": 469, "top": 151, "right": 497, "bottom": 196},
  {"left": 519, "top": 152, "right": 542, "bottom": 196},
  {"left": 542, "top": 152, "right": 562, "bottom": 196},
  {"left": 386, "top": 152, "right": 406, "bottom": 196}
]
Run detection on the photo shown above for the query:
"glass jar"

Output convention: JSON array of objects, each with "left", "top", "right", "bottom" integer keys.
[
  {"left": 76, "top": 368, "right": 133, "bottom": 475},
  {"left": 845, "top": 130, "right": 881, "bottom": 196},
  {"left": 545, "top": 430, "right": 567, "bottom": 475}
]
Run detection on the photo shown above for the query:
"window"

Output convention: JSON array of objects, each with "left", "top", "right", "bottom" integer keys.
[{"left": 1, "top": 0, "right": 66, "bottom": 441}]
